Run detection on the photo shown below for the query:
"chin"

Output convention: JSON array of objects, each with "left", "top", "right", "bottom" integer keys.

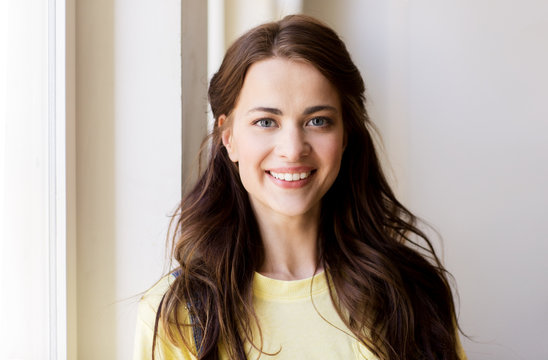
[{"left": 269, "top": 202, "right": 319, "bottom": 219}]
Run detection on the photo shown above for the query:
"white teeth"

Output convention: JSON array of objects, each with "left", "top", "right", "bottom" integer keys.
[{"left": 270, "top": 171, "right": 312, "bottom": 182}]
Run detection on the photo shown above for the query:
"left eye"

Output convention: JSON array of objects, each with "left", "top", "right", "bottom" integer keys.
[
  {"left": 307, "top": 117, "right": 329, "bottom": 127},
  {"left": 254, "top": 118, "right": 277, "bottom": 127}
]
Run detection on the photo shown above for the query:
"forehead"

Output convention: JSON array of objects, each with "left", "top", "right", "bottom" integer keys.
[{"left": 233, "top": 57, "right": 340, "bottom": 114}]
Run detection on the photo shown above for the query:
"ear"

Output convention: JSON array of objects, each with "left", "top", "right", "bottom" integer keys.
[{"left": 219, "top": 115, "right": 238, "bottom": 162}]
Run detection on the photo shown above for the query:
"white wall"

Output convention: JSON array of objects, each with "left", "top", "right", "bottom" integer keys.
[
  {"left": 0, "top": 1, "right": 51, "bottom": 358},
  {"left": 304, "top": 1, "right": 548, "bottom": 359},
  {"left": 224, "top": 0, "right": 303, "bottom": 49},
  {"left": 76, "top": 0, "right": 182, "bottom": 358}
]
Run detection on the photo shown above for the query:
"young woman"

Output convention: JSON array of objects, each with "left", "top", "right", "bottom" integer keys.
[{"left": 134, "top": 15, "right": 467, "bottom": 360}]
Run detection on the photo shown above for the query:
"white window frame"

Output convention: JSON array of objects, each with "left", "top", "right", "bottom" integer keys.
[
  {"left": 50, "top": 0, "right": 68, "bottom": 358},
  {"left": 0, "top": 0, "right": 68, "bottom": 358}
]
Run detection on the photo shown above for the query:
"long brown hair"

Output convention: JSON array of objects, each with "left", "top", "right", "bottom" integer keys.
[{"left": 156, "top": 14, "right": 461, "bottom": 360}]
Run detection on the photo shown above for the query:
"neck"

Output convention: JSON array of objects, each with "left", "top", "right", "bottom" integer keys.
[{"left": 253, "top": 204, "right": 322, "bottom": 281}]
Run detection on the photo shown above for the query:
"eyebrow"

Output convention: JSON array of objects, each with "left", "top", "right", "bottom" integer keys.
[
  {"left": 303, "top": 105, "right": 337, "bottom": 115},
  {"left": 247, "top": 105, "right": 338, "bottom": 116}
]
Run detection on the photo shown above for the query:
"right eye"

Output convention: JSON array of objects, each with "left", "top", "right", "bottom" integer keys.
[{"left": 253, "top": 118, "right": 277, "bottom": 128}]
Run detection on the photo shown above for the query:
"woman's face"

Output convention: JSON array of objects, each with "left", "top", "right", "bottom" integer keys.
[{"left": 221, "top": 57, "right": 345, "bottom": 221}]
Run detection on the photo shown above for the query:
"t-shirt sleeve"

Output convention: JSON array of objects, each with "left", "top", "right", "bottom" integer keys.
[
  {"left": 456, "top": 332, "right": 467, "bottom": 360},
  {"left": 132, "top": 276, "right": 197, "bottom": 360}
]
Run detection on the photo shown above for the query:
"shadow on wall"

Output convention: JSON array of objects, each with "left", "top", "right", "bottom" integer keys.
[{"left": 76, "top": 0, "right": 117, "bottom": 358}]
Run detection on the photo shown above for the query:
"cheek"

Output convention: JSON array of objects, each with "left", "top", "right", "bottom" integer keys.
[
  {"left": 233, "top": 132, "right": 269, "bottom": 174},
  {"left": 237, "top": 149, "right": 267, "bottom": 196},
  {"left": 318, "top": 134, "right": 345, "bottom": 166}
]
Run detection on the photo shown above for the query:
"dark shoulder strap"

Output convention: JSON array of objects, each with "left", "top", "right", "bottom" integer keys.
[{"left": 172, "top": 270, "right": 204, "bottom": 356}]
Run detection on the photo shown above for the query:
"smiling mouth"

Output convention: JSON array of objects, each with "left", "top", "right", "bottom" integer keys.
[{"left": 267, "top": 170, "right": 315, "bottom": 182}]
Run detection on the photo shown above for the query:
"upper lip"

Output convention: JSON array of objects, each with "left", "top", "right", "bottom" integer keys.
[{"left": 267, "top": 166, "right": 315, "bottom": 173}]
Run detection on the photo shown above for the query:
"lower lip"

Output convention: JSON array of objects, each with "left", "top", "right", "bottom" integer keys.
[{"left": 266, "top": 171, "right": 314, "bottom": 189}]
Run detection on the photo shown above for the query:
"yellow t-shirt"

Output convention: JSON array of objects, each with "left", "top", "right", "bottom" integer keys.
[{"left": 133, "top": 272, "right": 466, "bottom": 359}]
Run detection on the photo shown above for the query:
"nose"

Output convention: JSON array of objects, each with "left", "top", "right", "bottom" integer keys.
[{"left": 274, "top": 125, "right": 310, "bottom": 161}]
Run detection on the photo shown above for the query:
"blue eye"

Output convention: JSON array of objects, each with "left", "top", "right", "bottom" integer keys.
[
  {"left": 255, "top": 118, "right": 277, "bottom": 127},
  {"left": 307, "top": 117, "right": 329, "bottom": 127}
]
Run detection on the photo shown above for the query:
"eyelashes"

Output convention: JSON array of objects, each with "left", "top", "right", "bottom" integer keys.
[
  {"left": 307, "top": 116, "right": 330, "bottom": 127},
  {"left": 253, "top": 118, "right": 277, "bottom": 128},
  {"left": 252, "top": 116, "right": 333, "bottom": 128}
]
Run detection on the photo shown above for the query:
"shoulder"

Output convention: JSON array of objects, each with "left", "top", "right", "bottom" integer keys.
[
  {"left": 133, "top": 274, "right": 196, "bottom": 360},
  {"left": 138, "top": 274, "right": 175, "bottom": 325}
]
